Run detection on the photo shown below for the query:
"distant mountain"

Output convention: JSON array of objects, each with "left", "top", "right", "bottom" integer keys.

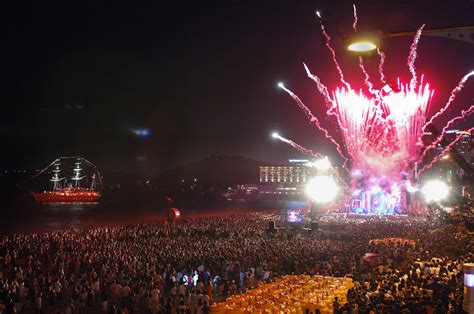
[
  {"left": 100, "top": 170, "right": 144, "bottom": 186},
  {"left": 157, "top": 155, "right": 270, "bottom": 188}
]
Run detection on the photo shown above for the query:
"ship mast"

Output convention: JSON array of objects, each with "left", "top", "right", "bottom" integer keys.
[
  {"left": 91, "top": 173, "right": 96, "bottom": 190},
  {"left": 71, "top": 161, "right": 86, "bottom": 188},
  {"left": 50, "top": 162, "right": 63, "bottom": 191}
]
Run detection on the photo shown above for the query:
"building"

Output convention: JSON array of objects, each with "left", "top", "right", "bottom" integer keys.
[
  {"left": 420, "top": 130, "right": 473, "bottom": 199},
  {"left": 449, "top": 130, "right": 473, "bottom": 168},
  {"left": 443, "top": 130, "right": 472, "bottom": 154},
  {"left": 259, "top": 159, "right": 314, "bottom": 184},
  {"left": 438, "top": 130, "right": 473, "bottom": 175},
  {"left": 256, "top": 159, "right": 319, "bottom": 197},
  {"left": 422, "top": 129, "right": 473, "bottom": 171}
]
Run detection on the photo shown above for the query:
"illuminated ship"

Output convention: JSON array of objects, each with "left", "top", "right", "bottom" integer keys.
[{"left": 30, "top": 157, "right": 102, "bottom": 203}]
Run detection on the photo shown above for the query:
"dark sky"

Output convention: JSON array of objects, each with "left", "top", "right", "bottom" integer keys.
[{"left": 2, "top": 0, "right": 473, "bottom": 174}]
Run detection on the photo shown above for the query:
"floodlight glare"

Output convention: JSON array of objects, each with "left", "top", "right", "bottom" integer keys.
[
  {"left": 314, "top": 157, "right": 331, "bottom": 171},
  {"left": 421, "top": 180, "right": 449, "bottom": 202},
  {"left": 277, "top": 82, "right": 284, "bottom": 88},
  {"left": 306, "top": 176, "right": 339, "bottom": 203},
  {"left": 272, "top": 132, "right": 279, "bottom": 139}
]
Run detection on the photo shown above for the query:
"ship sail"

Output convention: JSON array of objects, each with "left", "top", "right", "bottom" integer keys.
[
  {"left": 71, "top": 161, "right": 86, "bottom": 188},
  {"left": 50, "top": 163, "right": 65, "bottom": 191}
]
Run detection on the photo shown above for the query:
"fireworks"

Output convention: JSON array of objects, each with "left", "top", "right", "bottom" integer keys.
[
  {"left": 275, "top": 6, "right": 472, "bottom": 212},
  {"left": 352, "top": 4, "right": 358, "bottom": 32},
  {"left": 331, "top": 80, "right": 433, "bottom": 180},
  {"left": 272, "top": 132, "right": 321, "bottom": 158},
  {"left": 422, "top": 71, "right": 474, "bottom": 133}
]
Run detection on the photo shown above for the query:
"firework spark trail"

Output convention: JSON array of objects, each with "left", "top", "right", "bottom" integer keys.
[
  {"left": 436, "top": 104, "right": 474, "bottom": 141},
  {"left": 317, "top": 13, "right": 351, "bottom": 90},
  {"left": 280, "top": 84, "right": 349, "bottom": 164},
  {"left": 407, "top": 24, "right": 425, "bottom": 91},
  {"left": 417, "top": 126, "right": 474, "bottom": 176},
  {"left": 273, "top": 134, "right": 322, "bottom": 158},
  {"left": 352, "top": 4, "right": 358, "bottom": 32},
  {"left": 417, "top": 104, "right": 474, "bottom": 164},
  {"left": 302, "top": 63, "right": 332, "bottom": 104},
  {"left": 377, "top": 48, "right": 387, "bottom": 84},
  {"left": 274, "top": 133, "right": 348, "bottom": 188},
  {"left": 303, "top": 63, "right": 349, "bottom": 133},
  {"left": 358, "top": 56, "right": 377, "bottom": 95},
  {"left": 422, "top": 71, "right": 474, "bottom": 132},
  {"left": 279, "top": 84, "right": 320, "bottom": 124}
]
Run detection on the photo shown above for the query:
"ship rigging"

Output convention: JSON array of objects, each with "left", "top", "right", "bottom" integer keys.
[{"left": 20, "top": 156, "right": 103, "bottom": 203}]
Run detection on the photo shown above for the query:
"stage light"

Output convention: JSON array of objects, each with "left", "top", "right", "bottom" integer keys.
[
  {"left": 421, "top": 180, "right": 449, "bottom": 202},
  {"left": 306, "top": 176, "right": 339, "bottom": 203},
  {"left": 313, "top": 157, "right": 331, "bottom": 171},
  {"left": 277, "top": 82, "right": 284, "bottom": 88},
  {"left": 371, "top": 185, "right": 382, "bottom": 194},
  {"left": 405, "top": 181, "right": 418, "bottom": 193},
  {"left": 272, "top": 132, "right": 279, "bottom": 139}
]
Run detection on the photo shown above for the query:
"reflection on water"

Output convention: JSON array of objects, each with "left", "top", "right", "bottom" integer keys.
[
  {"left": 46, "top": 203, "right": 99, "bottom": 211},
  {"left": 1, "top": 194, "right": 307, "bottom": 234}
]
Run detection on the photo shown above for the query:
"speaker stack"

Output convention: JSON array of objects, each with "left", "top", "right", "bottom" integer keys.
[{"left": 266, "top": 220, "right": 277, "bottom": 234}]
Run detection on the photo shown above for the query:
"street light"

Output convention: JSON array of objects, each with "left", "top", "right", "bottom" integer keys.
[
  {"left": 346, "top": 26, "right": 474, "bottom": 53},
  {"left": 347, "top": 31, "right": 382, "bottom": 52}
]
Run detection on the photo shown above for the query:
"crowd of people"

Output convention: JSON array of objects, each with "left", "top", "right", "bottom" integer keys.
[{"left": 0, "top": 212, "right": 471, "bottom": 313}]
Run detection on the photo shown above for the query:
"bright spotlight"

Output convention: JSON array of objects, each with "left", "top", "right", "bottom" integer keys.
[
  {"left": 421, "top": 180, "right": 449, "bottom": 202},
  {"left": 272, "top": 132, "right": 279, "bottom": 139},
  {"left": 316, "top": 10, "right": 321, "bottom": 18},
  {"left": 131, "top": 128, "right": 151, "bottom": 138},
  {"left": 277, "top": 82, "right": 284, "bottom": 88},
  {"left": 313, "top": 157, "right": 331, "bottom": 171},
  {"left": 306, "top": 176, "right": 339, "bottom": 203}
]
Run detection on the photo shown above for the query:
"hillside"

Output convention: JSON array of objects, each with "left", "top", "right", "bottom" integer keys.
[{"left": 157, "top": 155, "right": 269, "bottom": 188}]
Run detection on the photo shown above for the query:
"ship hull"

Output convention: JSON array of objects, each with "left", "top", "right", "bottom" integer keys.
[{"left": 32, "top": 190, "right": 101, "bottom": 203}]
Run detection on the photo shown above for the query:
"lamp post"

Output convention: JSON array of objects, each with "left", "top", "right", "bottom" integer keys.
[{"left": 346, "top": 25, "right": 474, "bottom": 52}]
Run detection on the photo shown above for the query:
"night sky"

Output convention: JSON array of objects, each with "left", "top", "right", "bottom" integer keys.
[{"left": 2, "top": 0, "right": 473, "bottom": 175}]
